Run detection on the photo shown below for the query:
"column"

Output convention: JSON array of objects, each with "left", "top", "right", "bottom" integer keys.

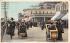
[{"left": 44, "top": 17, "right": 45, "bottom": 22}]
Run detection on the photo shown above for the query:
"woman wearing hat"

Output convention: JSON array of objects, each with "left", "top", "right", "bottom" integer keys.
[{"left": 9, "top": 18, "right": 15, "bottom": 39}]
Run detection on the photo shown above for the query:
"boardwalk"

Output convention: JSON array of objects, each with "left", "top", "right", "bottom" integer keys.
[{"left": 2, "top": 26, "right": 68, "bottom": 42}]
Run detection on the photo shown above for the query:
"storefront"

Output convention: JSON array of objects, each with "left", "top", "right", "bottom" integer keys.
[{"left": 32, "top": 15, "right": 52, "bottom": 23}]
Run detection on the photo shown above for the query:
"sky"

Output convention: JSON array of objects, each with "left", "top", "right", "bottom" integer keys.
[
  {"left": 1, "top": 1, "right": 68, "bottom": 20},
  {"left": 1, "top": 2, "right": 40, "bottom": 21}
]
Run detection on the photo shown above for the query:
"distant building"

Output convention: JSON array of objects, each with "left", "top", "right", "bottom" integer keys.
[
  {"left": 23, "top": 2, "right": 68, "bottom": 23},
  {"left": 23, "top": 8, "right": 56, "bottom": 23},
  {"left": 18, "top": 13, "right": 24, "bottom": 22},
  {"left": 39, "top": 2, "right": 68, "bottom": 12}
]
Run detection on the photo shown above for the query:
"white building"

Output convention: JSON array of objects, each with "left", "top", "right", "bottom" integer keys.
[{"left": 23, "top": 2, "right": 68, "bottom": 23}]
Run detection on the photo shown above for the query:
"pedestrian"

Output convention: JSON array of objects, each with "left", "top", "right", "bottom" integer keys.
[
  {"left": 6, "top": 21, "right": 11, "bottom": 35},
  {"left": 19, "top": 22, "right": 27, "bottom": 38},
  {"left": 16, "top": 22, "right": 19, "bottom": 29},
  {"left": 33, "top": 21, "right": 37, "bottom": 27},
  {"left": 6, "top": 18, "right": 15, "bottom": 39},
  {"left": 25, "top": 21, "right": 29, "bottom": 29},
  {"left": 40, "top": 21, "right": 46, "bottom": 30},
  {"left": 16, "top": 22, "right": 20, "bottom": 35},
  {"left": 29, "top": 21, "right": 33, "bottom": 28},
  {"left": 1, "top": 21, "right": 5, "bottom": 41},
  {"left": 56, "top": 20, "right": 64, "bottom": 41}
]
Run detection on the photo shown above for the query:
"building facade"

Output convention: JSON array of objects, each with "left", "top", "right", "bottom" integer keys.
[
  {"left": 23, "top": 2, "right": 68, "bottom": 23},
  {"left": 23, "top": 8, "right": 56, "bottom": 23}
]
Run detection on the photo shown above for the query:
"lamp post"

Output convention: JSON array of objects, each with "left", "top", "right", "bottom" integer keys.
[
  {"left": 1, "top": 2, "right": 9, "bottom": 23},
  {"left": 1, "top": 2, "right": 9, "bottom": 41}
]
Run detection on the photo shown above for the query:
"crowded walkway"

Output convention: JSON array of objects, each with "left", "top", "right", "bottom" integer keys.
[{"left": 2, "top": 26, "right": 68, "bottom": 42}]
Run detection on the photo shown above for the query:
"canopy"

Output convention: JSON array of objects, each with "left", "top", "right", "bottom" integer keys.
[{"left": 61, "top": 14, "right": 68, "bottom": 20}]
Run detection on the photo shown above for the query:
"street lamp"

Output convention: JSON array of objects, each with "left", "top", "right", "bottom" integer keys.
[
  {"left": 1, "top": 1, "right": 9, "bottom": 41},
  {"left": 1, "top": 1, "right": 9, "bottom": 23}
]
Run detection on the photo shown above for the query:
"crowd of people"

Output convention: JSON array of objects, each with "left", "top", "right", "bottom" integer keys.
[
  {"left": 47, "top": 20, "right": 64, "bottom": 41},
  {"left": 1, "top": 17, "right": 67, "bottom": 41},
  {"left": 5, "top": 18, "right": 38, "bottom": 39}
]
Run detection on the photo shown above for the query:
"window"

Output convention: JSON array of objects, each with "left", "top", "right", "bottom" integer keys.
[
  {"left": 43, "top": 11, "right": 44, "bottom": 14},
  {"left": 47, "top": 6, "right": 51, "bottom": 9},
  {"left": 39, "top": 11, "right": 41, "bottom": 14}
]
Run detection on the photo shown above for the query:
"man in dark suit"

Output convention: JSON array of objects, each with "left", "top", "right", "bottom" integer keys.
[
  {"left": 8, "top": 18, "right": 15, "bottom": 39},
  {"left": 56, "top": 20, "right": 64, "bottom": 41},
  {"left": 40, "top": 21, "right": 46, "bottom": 30}
]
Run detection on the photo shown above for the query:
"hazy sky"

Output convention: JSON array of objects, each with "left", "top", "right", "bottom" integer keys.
[
  {"left": 1, "top": 2, "right": 39, "bottom": 20},
  {"left": 1, "top": 2, "right": 68, "bottom": 20}
]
